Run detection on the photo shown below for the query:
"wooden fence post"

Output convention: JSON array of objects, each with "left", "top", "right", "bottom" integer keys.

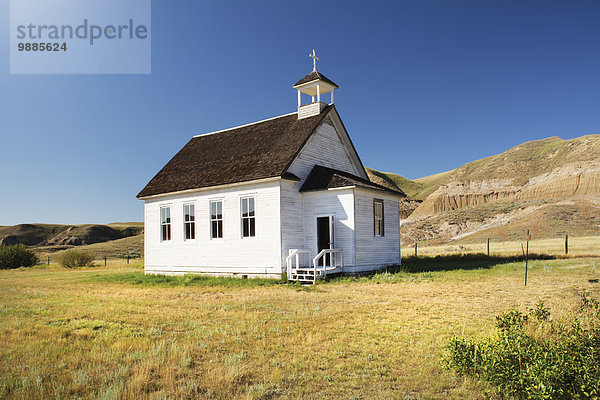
[
  {"left": 565, "top": 234, "right": 569, "bottom": 255},
  {"left": 524, "top": 229, "right": 530, "bottom": 286},
  {"left": 104, "top": 256, "right": 107, "bottom": 266},
  {"left": 415, "top": 242, "right": 418, "bottom": 257},
  {"left": 47, "top": 256, "right": 50, "bottom": 265},
  {"left": 127, "top": 255, "right": 130, "bottom": 264},
  {"left": 487, "top": 238, "right": 490, "bottom": 257},
  {"left": 525, "top": 239, "right": 529, "bottom": 286}
]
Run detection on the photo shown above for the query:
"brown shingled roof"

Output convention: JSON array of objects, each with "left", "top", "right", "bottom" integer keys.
[
  {"left": 300, "top": 165, "right": 406, "bottom": 196},
  {"left": 137, "top": 106, "right": 333, "bottom": 198},
  {"left": 293, "top": 71, "right": 339, "bottom": 88}
]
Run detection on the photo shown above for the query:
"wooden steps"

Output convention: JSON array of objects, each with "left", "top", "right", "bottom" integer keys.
[
  {"left": 286, "top": 249, "right": 343, "bottom": 285},
  {"left": 289, "top": 267, "right": 320, "bottom": 284},
  {"left": 288, "top": 267, "right": 344, "bottom": 284}
]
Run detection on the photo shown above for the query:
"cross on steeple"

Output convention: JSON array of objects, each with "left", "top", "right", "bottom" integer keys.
[
  {"left": 309, "top": 49, "right": 319, "bottom": 72},
  {"left": 294, "top": 50, "right": 338, "bottom": 118}
]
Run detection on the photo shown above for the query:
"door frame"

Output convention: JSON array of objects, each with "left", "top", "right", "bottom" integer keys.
[{"left": 315, "top": 214, "right": 334, "bottom": 266}]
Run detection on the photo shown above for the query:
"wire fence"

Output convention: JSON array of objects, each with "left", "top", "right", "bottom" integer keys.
[
  {"left": 34, "top": 235, "right": 600, "bottom": 267},
  {"left": 39, "top": 254, "right": 143, "bottom": 267},
  {"left": 403, "top": 235, "right": 600, "bottom": 258}
]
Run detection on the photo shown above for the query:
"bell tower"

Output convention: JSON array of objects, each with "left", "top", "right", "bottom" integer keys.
[{"left": 293, "top": 50, "right": 338, "bottom": 119}]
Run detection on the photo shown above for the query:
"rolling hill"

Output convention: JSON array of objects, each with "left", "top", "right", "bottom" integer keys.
[
  {"left": 0, "top": 224, "right": 69, "bottom": 246},
  {"left": 370, "top": 135, "right": 600, "bottom": 245},
  {"left": 0, "top": 223, "right": 143, "bottom": 256}
]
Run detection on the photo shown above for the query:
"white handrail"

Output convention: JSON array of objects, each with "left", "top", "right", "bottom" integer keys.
[
  {"left": 286, "top": 249, "right": 298, "bottom": 278},
  {"left": 286, "top": 249, "right": 312, "bottom": 279},
  {"left": 312, "top": 249, "right": 324, "bottom": 277},
  {"left": 312, "top": 249, "right": 343, "bottom": 277},
  {"left": 286, "top": 249, "right": 342, "bottom": 282}
]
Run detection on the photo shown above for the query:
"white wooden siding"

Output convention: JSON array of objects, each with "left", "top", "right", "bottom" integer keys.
[
  {"left": 287, "top": 121, "right": 363, "bottom": 183},
  {"left": 297, "top": 102, "right": 327, "bottom": 119},
  {"left": 301, "top": 189, "right": 356, "bottom": 266},
  {"left": 280, "top": 179, "right": 306, "bottom": 264},
  {"left": 354, "top": 189, "right": 401, "bottom": 268},
  {"left": 144, "top": 180, "right": 282, "bottom": 276}
]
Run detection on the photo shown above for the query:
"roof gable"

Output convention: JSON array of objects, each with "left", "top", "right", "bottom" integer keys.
[
  {"left": 326, "top": 107, "right": 369, "bottom": 180},
  {"left": 300, "top": 165, "right": 406, "bottom": 196},
  {"left": 137, "top": 106, "right": 332, "bottom": 198},
  {"left": 284, "top": 107, "right": 369, "bottom": 181}
]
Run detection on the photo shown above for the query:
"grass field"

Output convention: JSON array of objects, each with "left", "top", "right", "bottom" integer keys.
[{"left": 1, "top": 258, "right": 599, "bottom": 399}]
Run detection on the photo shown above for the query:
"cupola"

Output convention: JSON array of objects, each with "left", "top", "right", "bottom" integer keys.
[{"left": 293, "top": 50, "right": 338, "bottom": 119}]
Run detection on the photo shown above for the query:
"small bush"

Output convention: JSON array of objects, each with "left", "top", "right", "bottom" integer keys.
[
  {"left": 57, "top": 249, "right": 95, "bottom": 269},
  {"left": 443, "top": 295, "right": 600, "bottom": 399},
  {"left": 0, "top": 244, "right": 39, "bottom": 269},
  {"left": 578, "top": 288, "right": 600, "bottom": 316},
  {"left": 495, "top": 307, "right": 527, "bottom": 330},
  {"left": 528, "top": 301, "right": 551, "bottom": 322}
]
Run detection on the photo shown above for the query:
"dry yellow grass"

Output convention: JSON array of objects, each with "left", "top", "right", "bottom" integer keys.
[
  {"left": 1, "top": 259, "right": 599, "bottom": 399},
  {"left": 404, "top": 235, "right": 600, "bottom": 258}
]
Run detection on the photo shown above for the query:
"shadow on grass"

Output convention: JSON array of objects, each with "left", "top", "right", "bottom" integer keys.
[{"left": 395, "top": 253, "right": 555, "bottom": 273}]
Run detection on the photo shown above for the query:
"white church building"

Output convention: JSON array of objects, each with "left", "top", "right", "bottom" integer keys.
[{"left": 137, "top": 52, "right": 404, "bottom": 282}]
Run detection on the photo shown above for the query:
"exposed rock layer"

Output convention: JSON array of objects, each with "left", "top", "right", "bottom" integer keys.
[
  {"left": 411, "top": 166, "right": 600, "bottom": 217},
  {"left": 41, "top": 225, "right": 125, "bottom": 246},
  {"left": 401, "top": 135, "right": 600, "bottom": 245},
  {"left": 399, "top": 199, "right": 422, "bottom": 219}
]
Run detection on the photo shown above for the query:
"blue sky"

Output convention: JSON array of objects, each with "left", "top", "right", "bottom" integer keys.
[{"left": 2, "top": 0, "right": 600, "bottom": 225}]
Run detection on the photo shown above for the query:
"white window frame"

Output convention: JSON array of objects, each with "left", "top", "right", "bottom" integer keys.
[
  {"left": 183, "top": 203, "right": 195, "bottom": 241},
  {"left": 160, "top": 206, "right": 171, "bottom": 242},
  {"left": 240, "top": 196, "right": 256, "bottom": 238},
  {"left": 210, "top": 199, "right": 223, "bottom": 239},
  {"left": 374, "top": 199, "right": 384, "bottom": 237}
]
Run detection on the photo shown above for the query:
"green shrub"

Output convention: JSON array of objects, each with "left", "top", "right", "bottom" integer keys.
[
  {"left": 443, "top": 295, "right": 600, "bottom": 399},
  {"left": 495, "top": 307, "right": 528, "bottom": 330},
  {"left": 57, "top": 249, "right": 95, "bottom": 269},
  {"left": 0, "top": 244, "right": 39, "bottom": 269}
]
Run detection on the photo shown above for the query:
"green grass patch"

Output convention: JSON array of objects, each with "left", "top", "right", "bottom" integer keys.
[
  {"left": 87, "top": 271, "right": 284, "bottom": 287},
  {"left": 328, "top": 270, "right": 433, "bottom": 284}
]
